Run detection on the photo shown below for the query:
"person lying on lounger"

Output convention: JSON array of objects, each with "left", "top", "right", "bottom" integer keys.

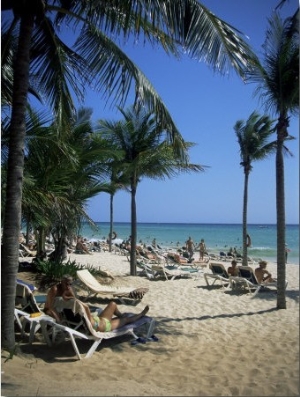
[
  {"left": 84, "top": 301, "right": 150, "bottom": 332},
  {"left": 45, "top": 274, "right": 149, "bottom": 329}
]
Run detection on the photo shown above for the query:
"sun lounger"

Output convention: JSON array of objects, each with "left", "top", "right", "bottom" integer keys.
[
  {"left": 136, "top": 260, "right": 155, "bottom": 279},
  {"left": 40, "top": 299, "right": 156, "bottom": 360},
  {"left": 150, "top": 264, "right": 194, "bottom": 281},
  {"left": 203, "top": 262, "right": 230, "bottom": 289},
  {"left": 229, "top": 265, "right": 283, "bottom": 297},
  {"left": 14, "top": 308, "right": 56, "bottom": 343},
  {"left": 15, "top": 280, "right": 47, "bottom": 312},
  {"left": 76, "top": 269, "right": 149, "bottom": 302},
  {"left": 15, "top": 280, "right": 51, "bottom": 342},
  {"left": 17, "top": 279, "right": 37, "bottom": 292}
]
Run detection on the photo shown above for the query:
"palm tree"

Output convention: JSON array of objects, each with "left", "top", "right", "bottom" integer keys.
[
  {"left": 234, "top": 111, "right": 276, "bottom": 266},
  {"left": 246, "top": 11, "right": 299, "bottom": 309},
  {"left": 1, "top": 0, "right": 258, "bottom": 351},
  {"left": 22, "top": 107, "right": 113, "bottom": 253},
  {"left": 97, "top": 106, "right": 205, "bottom": 275}
]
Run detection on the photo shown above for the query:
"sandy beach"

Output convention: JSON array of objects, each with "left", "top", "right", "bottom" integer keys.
[{"left": 2, "top": 251, "right": 299, "bottom": 396}]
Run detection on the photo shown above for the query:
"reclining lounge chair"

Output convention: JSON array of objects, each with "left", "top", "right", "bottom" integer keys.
[
  {"left": 15, "top": 281, "right": 53, "bottom": 343},
  {"left": 151, "top": 264, "right": 198, "bottom": 281},
  {"left": 76, "top": 269, "right": 149, "bottom": 303},
  {"left": 229, "top": 265, "right": 283, "bottom": 297},
  {"left": 40, "top": 299, "right": 156, "bottom": 360},
  {"left": 204, "top": 262, "right": 231, "bottom": 289}
]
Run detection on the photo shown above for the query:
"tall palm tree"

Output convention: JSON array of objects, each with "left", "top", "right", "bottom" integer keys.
[
  {"left": 97, "top": 106, "right": 205, "bottom": 275},
  {"left": 246, "top": 11, "right": 299, "bottom": 309},
  {"left": 1, "top": 0, "right": 258, "bottom": 351},
  {"left": 234, "top": 111, "right": 276, "bottom": 266}
]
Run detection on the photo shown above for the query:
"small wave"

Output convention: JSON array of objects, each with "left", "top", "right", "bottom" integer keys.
[{"left": 249, "top": 246, "right": 272, "bottom": 251}]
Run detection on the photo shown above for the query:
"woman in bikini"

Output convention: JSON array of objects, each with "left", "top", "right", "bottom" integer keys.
[
  {"left": 45, "top": 275, "right": 149, "bottom": 332},
  {"left": 85, "top": 301, "right": 150, "bottom": 332}
]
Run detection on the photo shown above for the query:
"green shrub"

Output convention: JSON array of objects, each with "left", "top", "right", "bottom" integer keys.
[{"left": 32, "top": 258, "right": 100, "bottom": 284}]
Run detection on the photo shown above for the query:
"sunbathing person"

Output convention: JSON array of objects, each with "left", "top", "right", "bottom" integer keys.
[
  {"left": 44, "top": 274, "right": 77, "bottom": 322},
  {"left": 255, "top": 260, "right": 276, "bottom": 283},
  {"left": 227, "top": 260, "right": 239, "bottom": 276},
  {"left": 84, "top": 301, "right": 150, "bottom": 332},
  {"left": 167, "top": 252, "right": 189, "bottom": 264},
  {"left": 75, "top": 236, "right": 92, "bottom": 254}
]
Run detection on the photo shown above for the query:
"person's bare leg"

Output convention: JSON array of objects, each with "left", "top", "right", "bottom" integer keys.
[
  {"left": 110, "top": 305, "right": 150, "bottom": 330},
  {"left": 85, "top": 302, "right": 126, "bottom": 326},
  {"left": 99, "top": 301, "right": 119, "bottom": 321},
  {"left": 44, "top": 308, "right": 61, "bottom": 322}
]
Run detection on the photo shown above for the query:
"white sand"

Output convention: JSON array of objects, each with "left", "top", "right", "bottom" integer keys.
[{"left": 2, "top": 251, "right": 299, "bottom": 396}]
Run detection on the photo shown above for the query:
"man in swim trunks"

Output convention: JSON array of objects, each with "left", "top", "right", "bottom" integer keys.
[
  {"left": 186, "top": 236, "right": 195, "bottom": 261},
  {"left": 85, "top": 301, "right": 150, "bottom": 332},
  {"left": 227, "top": 259, "right": 239, "bottom": 277},
  {"left": 255, "top": 261, "right": 276, "bottom": 283}
]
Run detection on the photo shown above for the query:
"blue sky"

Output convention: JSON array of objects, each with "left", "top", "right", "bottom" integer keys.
[{"left": 83, "top": 0, "right": 299, "bottom": 224}]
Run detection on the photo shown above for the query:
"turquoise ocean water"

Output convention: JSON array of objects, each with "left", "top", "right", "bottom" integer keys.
[{"left": 79, "top": 223, "right": 299, "bottom": 265}]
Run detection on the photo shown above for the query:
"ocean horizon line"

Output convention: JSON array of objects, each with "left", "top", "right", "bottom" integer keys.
[{"left": 87, "top": 221, "right": 299, "bottom": 226}]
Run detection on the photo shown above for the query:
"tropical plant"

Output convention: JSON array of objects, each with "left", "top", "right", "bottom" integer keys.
[
  {"left": 1, "top": 0, "right": 258, "bottom": 352},
  {"left": 97, "top": 105, "right": 205, "bottom": 275},
  {"left": 32, "top": 258, "right": 101, "bottom": 290},
  {"left": 246, "top": 10, "right": 299, "bottom": 308},
  {"left": 22, "top": 107, "right": 114, "bottom": 253},
  {"left": 234, "top": 111, "right": 276, "bottom": 265}
]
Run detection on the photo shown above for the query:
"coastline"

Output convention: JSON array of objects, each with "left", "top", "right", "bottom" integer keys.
[
  {"left": 3, "top": 251, "right": 299, "bottom": 396},
  {"left": 75, "top": 222, "right": 300, "bottom": 265}
]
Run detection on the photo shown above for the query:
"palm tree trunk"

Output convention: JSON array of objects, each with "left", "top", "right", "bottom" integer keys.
[
  {"left": 109, "top": 193, "right": 114, "bottom": 252},
  {"left": 1, "top": 13, "right": 34, "bottom": 352},
  {"left": 130, "top": 181, "right": 137, "bottom": 276},
  {"left": 242, "top": 171, "right": 249, "bottom": 266},
  {"left": 276, "top": 119, "right": 287, "bottom": 309}
]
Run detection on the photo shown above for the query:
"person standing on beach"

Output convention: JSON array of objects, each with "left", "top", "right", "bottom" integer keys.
[
  {"left": 186, "top": 236, "right": 195, "bottom": 261},
  {"left": 285, "top": 244, "right": 290, "bottom": 264},
  {"left": 198, "top": 239, "right": 206, "bottom": 261}
]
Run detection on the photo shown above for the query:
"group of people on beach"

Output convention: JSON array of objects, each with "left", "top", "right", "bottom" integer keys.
[
  {"left": 185, "top": 236, "right": 207, "bottom": 261},
  {"left": 43, "top": 261, "right": 274, "bottom": 334},
  {"left": 227, "top": 259, "right": 275, "bottom": 283}
]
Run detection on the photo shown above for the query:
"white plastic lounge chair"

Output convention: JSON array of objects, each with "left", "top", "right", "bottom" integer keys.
[
  {"left": 15, "top": 280, "right": 47, "bottom": 313},
  {"left": 40, "top": 299, "right": 156, "bottom": 360},
  {"left": 229, "top": 265, "right": 283, "bottom": 297},
  {"left": 14, "top": 308, "right": 56, "bottom": 343},
  {"left": 15, "top": 281, "right": 51, "bottom": 343},
  {"left": 150, "top": 264, "right": 194, "bottom": 281},
  {"left": 204, "top": 262, "right": 230, "bottom": 289},
  {"left": 76, "top": 269, "right": 149, "bottom": 302},
  {"left": 136, "top": 260, "right": 155, "bottom": 279},
  {"left": 17, "top": 278, "right": 37, "bottom": 292}
]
